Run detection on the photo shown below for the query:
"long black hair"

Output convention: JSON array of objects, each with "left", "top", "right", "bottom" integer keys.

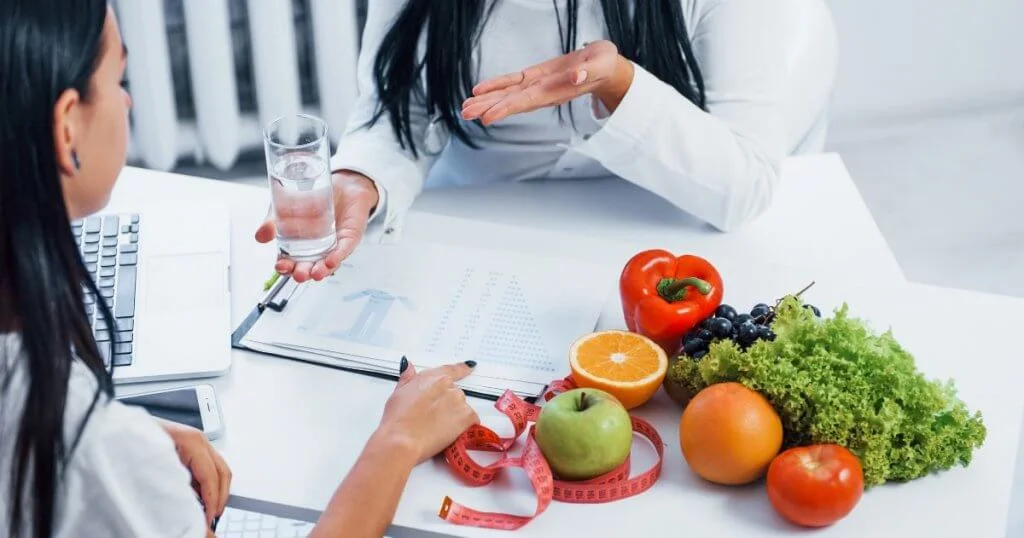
[
  {"left": 371, "top": 0, "right": 707, "bottom": 158},
  {"left": 0, "top": 1, "right": 115, "bottom": 537}
]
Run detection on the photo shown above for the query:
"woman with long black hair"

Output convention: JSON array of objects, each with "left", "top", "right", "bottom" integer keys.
[
  {"left": 259, "top": 0, "right": 837, "bottom": 283},
  {"left": 1, "top": 2, "right": 482, "bottom": 536}
]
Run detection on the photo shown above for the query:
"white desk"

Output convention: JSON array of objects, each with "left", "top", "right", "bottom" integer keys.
[
  {"left": 105, "top": 155, "right": 1024, "bottom": 537},
  {"left": 411, "top": 153, "right": 905, "bottom": 283}
]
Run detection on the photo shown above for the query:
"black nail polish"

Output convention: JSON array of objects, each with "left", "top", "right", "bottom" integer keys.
[
  {"left": 399, "top": 356, "right": 409, "bottom": 374},
  {"left": 464, "top": 360, "right": 477, "bottom": 368}
]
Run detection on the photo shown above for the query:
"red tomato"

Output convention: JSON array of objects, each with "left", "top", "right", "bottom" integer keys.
[{"left": 766, "top": 444, "right": 864, "bottom": 527}]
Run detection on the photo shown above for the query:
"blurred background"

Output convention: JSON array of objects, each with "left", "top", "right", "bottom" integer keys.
[{"left": 114, "top": 0, "right": 1023, "bottom": 300}]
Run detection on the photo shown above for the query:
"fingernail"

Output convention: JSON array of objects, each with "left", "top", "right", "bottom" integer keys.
[
  {"left": 399, "top": 356, "right": 409, "bottom": 374},
  {"left": 575, "top": 69, "right": 588, "bottom": 85},
  {"left": 464, "top": 360, "right": 477, "bottom": 368}
]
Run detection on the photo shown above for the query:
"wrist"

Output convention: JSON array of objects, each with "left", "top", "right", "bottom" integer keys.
[
  {"left": 593, "top": 55, "right": 634, "bottom": 114},
  {"left": 334, "top": 170, "right": 381, "bottom": 214},
  {"left": 367, "top": 425, "right": 420, "bottom": 470}
]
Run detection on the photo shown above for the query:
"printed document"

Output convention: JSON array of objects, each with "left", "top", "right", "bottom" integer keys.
[{"left": 240, "top": 242, "right": 618, "bottom": 398}]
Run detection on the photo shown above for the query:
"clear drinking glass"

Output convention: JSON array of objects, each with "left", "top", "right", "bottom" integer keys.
[{"left": 263, "top": 114, "right": 337, "bottom": 261}]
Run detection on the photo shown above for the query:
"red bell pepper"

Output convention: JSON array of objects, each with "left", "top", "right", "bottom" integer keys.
[{"left": 619, "top": 250, "right": 724, "bottom": 354}]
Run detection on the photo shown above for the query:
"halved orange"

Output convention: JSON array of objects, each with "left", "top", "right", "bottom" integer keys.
[{"left": 568, "top": 330, "right": 668, "bottom": 410}]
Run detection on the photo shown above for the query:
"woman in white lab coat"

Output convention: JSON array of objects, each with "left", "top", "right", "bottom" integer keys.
[{"left": 257, "top": 0, "right": 838, "bottom": 282}]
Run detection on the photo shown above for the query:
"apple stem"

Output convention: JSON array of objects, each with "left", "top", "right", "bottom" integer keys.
[{"left": 577, "top": 391, "right": 590, "bottom": 412}]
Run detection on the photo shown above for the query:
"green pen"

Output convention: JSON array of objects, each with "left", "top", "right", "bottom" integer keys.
[{"left": 263, "top": 271, "right": 281, "bottom": 291}]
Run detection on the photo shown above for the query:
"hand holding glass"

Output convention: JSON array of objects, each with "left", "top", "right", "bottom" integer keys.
[{"left": 263, "top": 114, "right": 337, "bottom": 262}]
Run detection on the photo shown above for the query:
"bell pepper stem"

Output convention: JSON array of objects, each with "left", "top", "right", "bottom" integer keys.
[{"left": 657, "top": 277, "right": 712, "bottom": 303}]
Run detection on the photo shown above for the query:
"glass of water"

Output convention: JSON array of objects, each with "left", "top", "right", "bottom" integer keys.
[{"left": 263, "top": 114, "right": 337, "bottom": 261}]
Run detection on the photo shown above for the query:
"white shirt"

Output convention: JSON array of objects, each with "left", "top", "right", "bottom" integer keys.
[
  {"left": 332, "top": 0, "right": 837, "bottom": 234},
  {"left": 0, "top": 335, "right": 207, "bottom": 538}
]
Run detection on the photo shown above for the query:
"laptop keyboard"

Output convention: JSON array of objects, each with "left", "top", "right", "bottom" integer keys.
[
  {"left": 215, "top": 507, "right": 314, "bottom": 537},
  {"left": 72, "top": 213, "right": 140, "bottom": 367}
]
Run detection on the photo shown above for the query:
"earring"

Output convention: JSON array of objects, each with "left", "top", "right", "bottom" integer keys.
[{"left": 71, "top": 151, "right": 81, "bottom": 170}]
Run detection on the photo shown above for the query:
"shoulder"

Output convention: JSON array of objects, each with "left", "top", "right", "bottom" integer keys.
[
  {"left": 0, "top": 336, "right": 207, "bottom": 537},
  {"left": 685, "top": 0, "right": 836, "bottom": 38},
  {"left": 56, "top": 364, "right": 207, "bottom": 537}
]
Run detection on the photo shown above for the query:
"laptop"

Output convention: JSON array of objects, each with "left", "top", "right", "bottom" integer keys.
[{"left": 72, "top": 203, "right": 232, "bottom": 383}]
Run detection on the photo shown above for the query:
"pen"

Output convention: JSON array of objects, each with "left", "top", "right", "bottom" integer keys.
[
  {"left": 263, "top": 271, "right": 281, "bottom": 291},
  {"left": 266, "top": 278, "right": 300, "bottom": 312},
  {"left": 258, "top": 273, "right": 290, "bottom": 311}
]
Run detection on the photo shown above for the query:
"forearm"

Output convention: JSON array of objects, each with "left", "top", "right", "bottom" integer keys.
[
  {"left": 579, "top": 64, "right": 785, "bottom": 232},
  {"left": 310, "top": 430, "right": 418, "bottom": 538}
]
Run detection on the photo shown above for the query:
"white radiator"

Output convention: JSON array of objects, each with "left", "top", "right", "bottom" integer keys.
[{"left": 114, "top": 0, "right": 362, "bottom": 172}]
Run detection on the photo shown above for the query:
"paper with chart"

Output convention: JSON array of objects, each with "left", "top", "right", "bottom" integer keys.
[{"left": 241, "top": 242, "right": 618, "bottom": 397}]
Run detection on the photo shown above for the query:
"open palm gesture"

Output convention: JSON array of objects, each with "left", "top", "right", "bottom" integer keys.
[{"left": 461, "top": 40, "right": 631, "bottom": 125}]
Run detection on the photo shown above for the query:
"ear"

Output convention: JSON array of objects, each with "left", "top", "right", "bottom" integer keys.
[{"left": 52, "top": 88, "right": 82, "bottom": 177}]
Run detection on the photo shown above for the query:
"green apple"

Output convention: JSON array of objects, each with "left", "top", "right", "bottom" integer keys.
[{"left": 534, "top": 388, "right": 633, "bottom": 480}]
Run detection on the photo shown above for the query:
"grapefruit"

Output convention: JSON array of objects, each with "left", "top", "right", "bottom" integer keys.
[{"left": 680, "top": 382, "right": 783, "bottom": 485}]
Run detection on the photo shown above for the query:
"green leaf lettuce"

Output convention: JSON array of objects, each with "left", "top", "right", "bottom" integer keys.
[{"left": 667, "top": 297, "right": 986, "bottom": 486}]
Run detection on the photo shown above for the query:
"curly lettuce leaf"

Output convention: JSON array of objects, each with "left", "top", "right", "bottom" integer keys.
[{"left": 667, "top": 296, "right": 986, "bottom": 486}]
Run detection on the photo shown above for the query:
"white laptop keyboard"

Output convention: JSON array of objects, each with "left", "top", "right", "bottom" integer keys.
[{"left": 215, "top": 506, "right": 315, "bottom": 537}]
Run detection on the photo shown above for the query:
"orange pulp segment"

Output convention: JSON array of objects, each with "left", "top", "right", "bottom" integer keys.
[{"left": 568, "top": 330, "right": 668, "bottom": 410}]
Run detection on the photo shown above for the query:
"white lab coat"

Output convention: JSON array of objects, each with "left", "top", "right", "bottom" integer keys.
[{"left": 330, "top": 0, "right": 838, "bottom": 234}]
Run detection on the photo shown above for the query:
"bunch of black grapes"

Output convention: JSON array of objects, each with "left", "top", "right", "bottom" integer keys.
[{"left": 679, "top": 302, "right": 821, "bottom": 360}]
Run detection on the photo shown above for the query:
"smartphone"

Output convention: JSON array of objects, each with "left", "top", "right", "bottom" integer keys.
[{"left": 118, "top": 385, "right": 224, "bottom": 440}]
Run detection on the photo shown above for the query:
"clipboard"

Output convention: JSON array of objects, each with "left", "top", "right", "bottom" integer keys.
[{"left": 230, "top": 274, "right": 546, "bottom": 403}]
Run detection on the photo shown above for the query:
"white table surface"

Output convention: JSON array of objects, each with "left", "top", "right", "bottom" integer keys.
[
  {"left": 410, "top": 153, "right": 906, "bottom": 284},
  {"left": 102, "top": 156, "right": 1024, "bottom": 537}
]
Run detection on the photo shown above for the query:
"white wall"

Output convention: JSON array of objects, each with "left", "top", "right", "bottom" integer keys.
[{"left": 826, "top": 0, "right": 1024, "bottom": 126}]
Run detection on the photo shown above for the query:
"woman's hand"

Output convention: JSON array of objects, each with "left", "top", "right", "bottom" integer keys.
[
  {"left": 256, "top": 171, "right": 380, "bottom": 283},
  {"left": 375, "top": 360, "right": 480, "bottom": 464},
  {"left": 158, "top": 419, "right": 232, "bottom": 528},
  {"left": 461, "top": 40, "right": 634, "bottom": 126}
]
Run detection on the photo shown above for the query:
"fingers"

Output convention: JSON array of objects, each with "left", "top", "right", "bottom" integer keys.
[
  {"left": 268, "top": 176, "right": 375, "bottom": 282},
  {"left": 255, "top": 219, "right": 276, "bottom": 244},
  {"left": 213, "top": 450, "right": 232, "bottom": 519},
  {"left": 397, "top": 358, "right": 417, "bottom": 387},
  {"left": 466, "top": 45, "right": 614, "bottom": 124},
  {"left": 309, "top": 261, "right": 329, "bottom": 282},
  {"left": 187, "top": 448, "right": 221, "bottom": 526},
  {"left": 327, "top": 208, "right": 369, "bottom": 266},
  {"left": 304, "top": 224, "right": 365, "bottom": 282},
  {"left": 255, "top": 204, "right": 275, "bottom": 244},
  {"left": 291, "top": 261, "right": 314, "bottom": 283},
  {"left": 277, "top": 236, "right": 350, "bottom": 283},
  {"left": 313, "top": 197, "right": 372, "bottom": 279},
  {"left": 472, "top": 70, "right": 526, "bottom": 96},
  {"left": 461, "top": 92, "right": 511, "bottom": 121},
  {"left": 277, "top": 222, "right": 345, "bottom": 281},
  {"left": 572, "top": 68, "right": 590, "bottom": 86},
  {"left": 424, "top": 361, "right": 476, "bottom": 382},
  {"left": 270, "top": 191, "right": 333, "bottom": 218},
  {"left": 471, "top": 53, "right": 575, "bottom": 96},
  {"left": 479, "top": 83, "right": 549, "bottom": 126},
  {"left": 478, "top": 69, "right": 591, "bottom": 126},
  {"left": 275, "top": 255, "right": 295, "bottom": 276},
  {"left": 323, "top": 234, "right": 359, "bottom": 272}
]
